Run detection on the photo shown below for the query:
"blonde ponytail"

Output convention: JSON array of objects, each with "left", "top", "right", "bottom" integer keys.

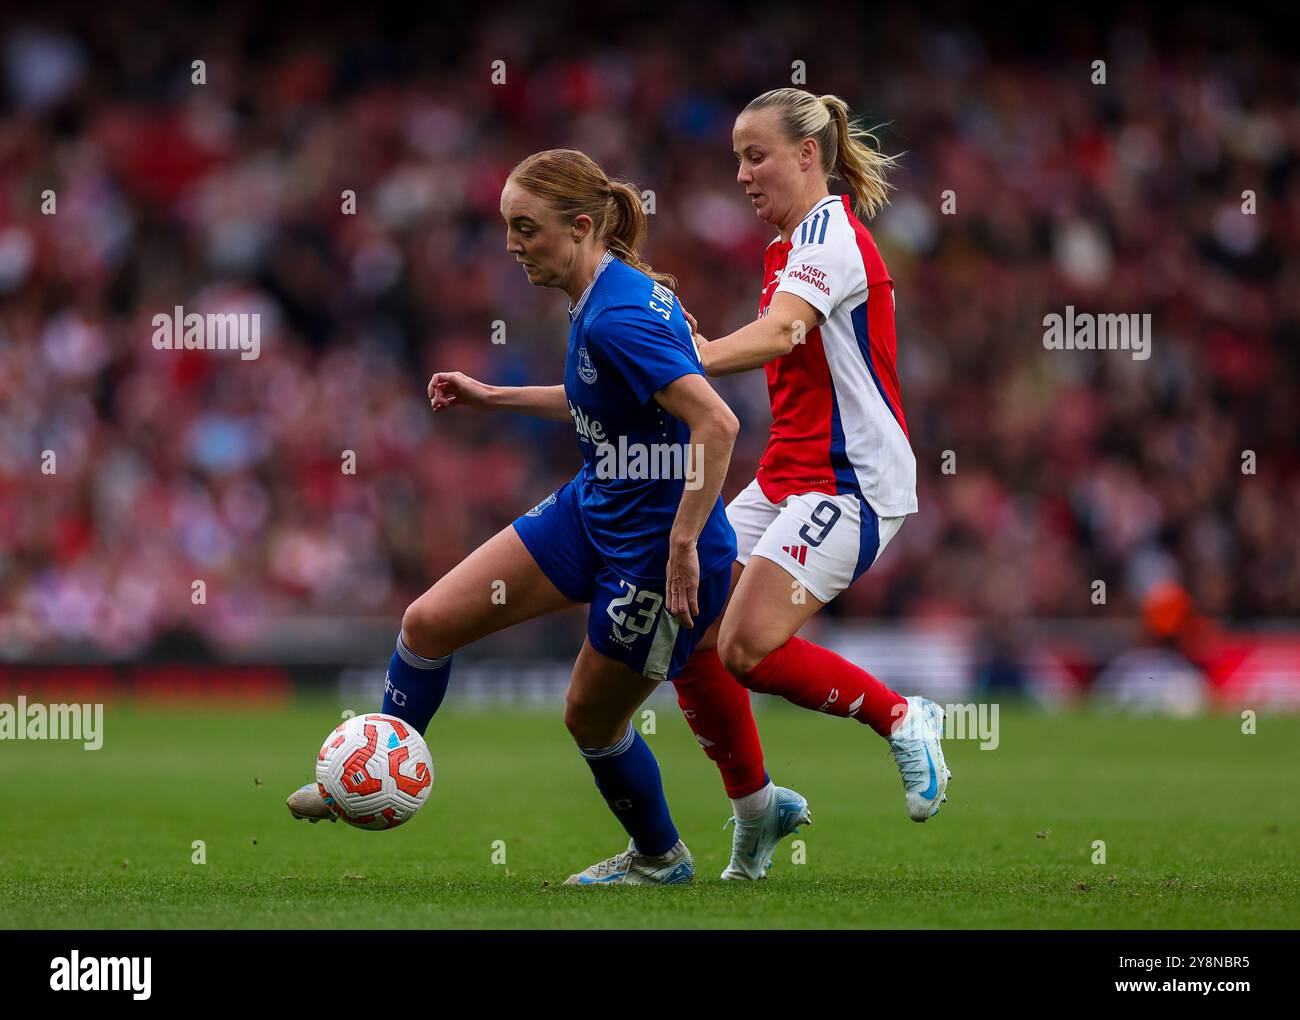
[
  {"left": 818, "top": 94, "right": 897, "bottom": 218},
  {"left": 744, "top": 88, "right": 900, "bottom": 219}
]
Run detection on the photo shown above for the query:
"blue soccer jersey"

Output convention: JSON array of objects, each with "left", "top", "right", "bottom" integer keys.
[
  {"left": 562, "top": 252, "right": 736, "bottom": 582},
  {"left": 512, "top": 252, "right": 738, "bottom": 682}
]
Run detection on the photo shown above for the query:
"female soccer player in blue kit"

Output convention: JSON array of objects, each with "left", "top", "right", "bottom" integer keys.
[{"left": 287, "top": 149, "right": 743, "bottom": 885}]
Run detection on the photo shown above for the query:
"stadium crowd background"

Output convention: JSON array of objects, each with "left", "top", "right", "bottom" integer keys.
[{"left": 0, "top": 4, "right": 1296, "bottom": 696}]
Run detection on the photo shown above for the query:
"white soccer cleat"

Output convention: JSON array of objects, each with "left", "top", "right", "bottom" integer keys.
[
  {"left": 888, "top": 696, "right": 952, "bottom": 822},
  {"left": 286, "top": 782, "right": 337, "bottom": 823},
  {"left": 721, "top": 786, "right": 812, "bottom": 881},
  {"left": 564, "top": 839, "right": 695, "bottom": 886}
]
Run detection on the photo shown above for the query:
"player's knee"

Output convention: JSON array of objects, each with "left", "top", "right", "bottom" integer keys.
[
  {"left": 562, "top": 692, "right": 593, "bottom": 745},
  {"left": 400, "top": 599, "right": 453, "bottom": 659},
  {"left": 717, "top": 630, "right": 767, "bottom": 680},
  {"left": 563, "top": 694, "right": 622, "bottom": 750}
]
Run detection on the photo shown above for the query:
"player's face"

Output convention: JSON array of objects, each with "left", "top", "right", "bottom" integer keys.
[
  {"left": 733, "top": 108, "right": 806, "bottom": 230},
  {"left": 500, "top": 180, "right": 580, "bottom": 289}
]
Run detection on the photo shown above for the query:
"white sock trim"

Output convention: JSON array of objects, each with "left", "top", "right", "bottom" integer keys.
[
  {"left": 396, "top": 635, "right": 451, "bottom": 670},
  {"left": 731, "top": 781, "right": 775, "bottom": 820},
  {"left": 578, "top": 723, "right": 636, "bottom": 760}
]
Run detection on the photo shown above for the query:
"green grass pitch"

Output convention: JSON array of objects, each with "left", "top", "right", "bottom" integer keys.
[{"left": 2, "top": 699, "right": 1297, "bottom": 928}]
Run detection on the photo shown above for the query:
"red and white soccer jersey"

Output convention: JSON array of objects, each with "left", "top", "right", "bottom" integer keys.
[
  {"left": 726, "top": 194, "right": 916, "bottom": 602},
  {"left": 757, "top": 193, "right": 916, "bottom": 517}
]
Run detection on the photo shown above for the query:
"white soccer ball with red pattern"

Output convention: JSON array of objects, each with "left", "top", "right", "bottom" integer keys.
[{"left": 315, "top": 713, "right": 434, "bottom": 829}]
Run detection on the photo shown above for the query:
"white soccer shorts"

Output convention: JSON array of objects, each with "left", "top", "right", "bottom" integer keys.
[{"left": 726, "top": 478, "right": 905, "bottom": 604}]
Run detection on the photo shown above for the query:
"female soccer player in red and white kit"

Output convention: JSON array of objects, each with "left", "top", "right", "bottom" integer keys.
[{"left": 670, "top": 88, "right": 951, "bottom": 880}]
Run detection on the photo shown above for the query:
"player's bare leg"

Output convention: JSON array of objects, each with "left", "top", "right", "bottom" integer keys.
[
  {"left": 288, "top": 525, "right": 579, "bottom": 821},
  {"left": 563, "top": 640, "right": 695, "bottom": 886},
  {"left": 717, "top": 554, "right": 950, "bottom": 821},
  {"left": 716, "top": 554, "right": 822, "bottom": 672},
  {"left": 400, "top": 524, "right": 581, "bottom": 659}
]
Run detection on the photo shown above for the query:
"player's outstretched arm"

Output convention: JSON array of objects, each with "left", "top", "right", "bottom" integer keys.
[
  {"left": 695, "top": 292, "right": 821, "bottom": 377},
  {"left": 428, "top": 371, "right": 570, "bottom": 422},
  {"left": 651, "top": 373, "right": 740, "bottom": 628}
]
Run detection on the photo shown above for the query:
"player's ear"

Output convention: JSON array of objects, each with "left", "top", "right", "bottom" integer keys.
[
  {"left": 571, "top": 213, "right": 594, "bottom": 242},
  {"left": 800, "top": 137, "right": 818, "bottom": 172}
]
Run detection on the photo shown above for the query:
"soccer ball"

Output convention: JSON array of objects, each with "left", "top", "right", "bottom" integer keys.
[{"left": 315, "top": 713, "right": 434, "bottom": 829}]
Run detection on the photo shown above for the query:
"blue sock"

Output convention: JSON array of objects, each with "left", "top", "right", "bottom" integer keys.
[
  {"left": 579, "top": 725, "right": 679, "bottom": 856},
  {"left": 380, "top": 635, "right": 452, "bottom": 734}
]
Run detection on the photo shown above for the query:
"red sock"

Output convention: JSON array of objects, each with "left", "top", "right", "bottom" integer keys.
[
  {"left": 672, "top": 648, "right": 769, "bottom": 798},
  {"left": 741, "top": 636, "right": 907, "bottom": 739}
]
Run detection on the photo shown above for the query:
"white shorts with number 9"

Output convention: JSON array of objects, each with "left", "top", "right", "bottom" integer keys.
[{"left": 726, "top": 478, "right": 906, "bottom": 604}]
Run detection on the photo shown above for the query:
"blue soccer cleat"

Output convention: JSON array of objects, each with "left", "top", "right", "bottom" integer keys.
[
  {"left": 888, "top": 696, "right": 952, "bottom": 821},
  {"left": 564, "top": 839, "right": 695, "bottom": 886},
  {"left": 721, "top": 786, "right": 812, "bottom": 881}
]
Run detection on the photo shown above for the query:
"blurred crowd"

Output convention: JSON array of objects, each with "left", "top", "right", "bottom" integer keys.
[{"left": 1, "top": 3, "right": 1297, "bottom": 658}]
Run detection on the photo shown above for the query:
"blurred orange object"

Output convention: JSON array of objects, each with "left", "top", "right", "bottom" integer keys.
[{"left": 1142, "top": 581, "right": 1195, "bottom": 638}]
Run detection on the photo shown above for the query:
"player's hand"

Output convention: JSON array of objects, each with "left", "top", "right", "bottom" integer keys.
[
  {"left": 665, "top": 541, "right": 700, "bottom": 629},
  {"left": 684, "top": 308, "right": 709, "bottom": 347},
  {"left": 681, "top": 308, "right": 713, "bottom": 374},
  {"left": 428, "top": 371, "right": 493, "bottom": 413}
]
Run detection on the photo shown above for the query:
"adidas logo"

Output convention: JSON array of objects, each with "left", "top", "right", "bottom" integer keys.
[{"left": 781, "top": 544, "right": 809, "bottom": 565}]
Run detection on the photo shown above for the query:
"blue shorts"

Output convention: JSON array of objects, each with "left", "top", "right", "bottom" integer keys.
[{"left": 513, "top": 480, "right": 731, "bottom": 682}]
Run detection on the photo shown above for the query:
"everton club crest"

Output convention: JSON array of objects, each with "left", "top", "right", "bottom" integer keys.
[{"left": 577, "top": 345, "right": 597, "bottom": 384}]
